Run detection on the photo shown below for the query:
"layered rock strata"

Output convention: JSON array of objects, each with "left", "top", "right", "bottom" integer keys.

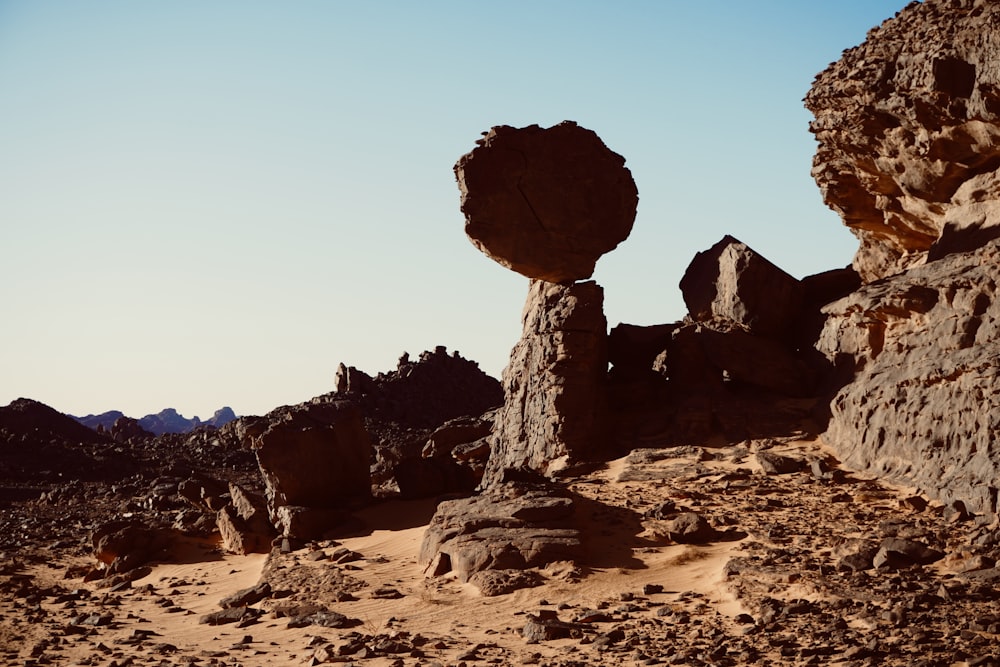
[{"left": 806, "top": 0, "right": 1000, "bottom": 281}]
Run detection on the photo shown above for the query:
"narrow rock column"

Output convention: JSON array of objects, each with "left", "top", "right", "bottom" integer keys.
[{"left": 481, "top": 279, "right": 608, "bottom": 488}]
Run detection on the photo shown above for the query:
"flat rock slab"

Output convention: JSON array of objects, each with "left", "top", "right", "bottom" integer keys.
[{"left": 419, "top": 482, "right": 582, "bottom": 595}]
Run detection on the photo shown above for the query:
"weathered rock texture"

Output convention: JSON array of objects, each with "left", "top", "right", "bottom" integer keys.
[
  {"left": 817, "top": 240, "right": 1000, "bottom": 515},
  {"left": 482, "top": 280, "right": 608, "bottom": 488},
  {"left": 418, "top": 482, "right": 581, "bottom": 594},
  {"left": 241, "top": 401, "right": 371, "bottom": 534},
  {"left": 680, "top": 235, "right": 803, "bottom": 340},
  {"left": 805, "top": 0, "right": 1000, "bottom": 517},
  {"left": 806, "top": 0, "right": 1000, "bottom": 282},
  {"left": 455, "top": 121, "right": 638, "bottom": 283}
]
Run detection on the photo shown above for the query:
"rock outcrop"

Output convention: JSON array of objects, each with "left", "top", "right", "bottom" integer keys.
[
  {"left": 482, "top": 279, "right": 609, "bottom": 487},
  {"left": 807, "top": 0, "right": 1000, "bottom": 515},
  {"left": 241, "top": 401, "right": 371, "bottom": 538},
  {"left": 418, "top": 481, "right": 581, "bottom": 594},
  {"left": 455, "top": 121, "right": 638, "bottom": 283},
  {"left": 331, "top": 346, "right": 502, "bottom": 497},
  {"left": 806, "top": 0, "right": 1000, "bottom": 282},
  {"left": 817, "top": 239, "right": 1000, "bottom": 515},
  {"left": 680, "top": 235, "right": 803, "bottom": 341}
]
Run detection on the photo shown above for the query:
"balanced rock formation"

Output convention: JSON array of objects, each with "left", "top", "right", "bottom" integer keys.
[
  {"left": 482, "top": 279, "right": 608, "bottom": 487},
  {"left": 806, "top": 0, "right": 1000, "bottom": 282},
  {"left": 455, "top": 121, "right": 638, "bottom": 283}
]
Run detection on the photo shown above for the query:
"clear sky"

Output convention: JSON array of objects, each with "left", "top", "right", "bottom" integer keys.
[{"left": 0, "top": 1, "right": 909, "bottom": 420}]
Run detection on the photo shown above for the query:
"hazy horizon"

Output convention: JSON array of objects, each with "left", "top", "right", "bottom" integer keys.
[{"left": 1, "top": 1, "right": 910, "bottom": 419}]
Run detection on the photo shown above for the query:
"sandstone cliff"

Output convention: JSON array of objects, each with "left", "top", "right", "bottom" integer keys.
[
  {"left": 808, "top": 0, "right": 1000, "bottom": 515},
  {"left": 806, "top": 0, "right": 1000, "bottom": 282}
]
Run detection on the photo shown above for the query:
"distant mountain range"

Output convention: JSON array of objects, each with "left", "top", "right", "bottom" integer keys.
[{"left": 73, "top": 406, "right": 237, "bottom": 436}]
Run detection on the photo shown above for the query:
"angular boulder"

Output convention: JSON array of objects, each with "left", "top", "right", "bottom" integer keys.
[
  {"left": 482, "top": 280, "right": 608, "bottom": 488},
  {"left": 806, "top": 0, "right": 1000, "bottom": 281},
  {"left": 455, "top": 121, "right": 638, "bottom": 283},
  {"left": 216, "top": 483, "right": 274, "bottom": 554},
  {"left": 679, "top": 235, "right": 803, "bottom": 340}
]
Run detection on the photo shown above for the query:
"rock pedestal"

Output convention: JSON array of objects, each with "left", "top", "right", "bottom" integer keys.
[{"left": 481, "top": 279, "right": 609, "bottom": 488}]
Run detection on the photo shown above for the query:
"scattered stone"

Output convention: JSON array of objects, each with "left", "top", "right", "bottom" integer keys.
[
  {"left": 468, "top": 569, "right": 543, "bottom": 596},
  {"left": 667, "top": 512, "right": 717, "bottom": 544},
  {"left": 756, "top": 451, "right": 805, "bottom": 475},
  {"left": 218, "top": 582, "right": 271, "bottom": 609},
  {"left": 522, "top": 610, "right": 589, "bottom": 643},
  {"left": 873, "top": 538, "right": 945, "bottom": 570}
]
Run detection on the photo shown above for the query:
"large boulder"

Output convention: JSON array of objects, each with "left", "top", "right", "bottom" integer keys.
[
  {"left": 805, "top": 0, "right": 1000, "bottom": 282},
  {"left": 679, "top": 235, "right": 803, "bottom": 341},
  {"left": 419, "top": 481, "right": 581, "bottom": 595},
  {"left": 817, "top": 239, "right": 1000, "bottom": 515},
  {"left": 482, "top": 280, "right": 608, "bottom": 488},
  {"left": 244, "top": 401, "right": 371, "bottom": 530},
  {"left": 455, "top": 121, "right": 638, "bottom": 283}
]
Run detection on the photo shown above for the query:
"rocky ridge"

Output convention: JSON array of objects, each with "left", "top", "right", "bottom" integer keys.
[{"left": 75, "top": 407, "right": 238, "bottom": 436}]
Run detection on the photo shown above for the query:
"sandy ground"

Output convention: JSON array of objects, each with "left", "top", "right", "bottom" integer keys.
[
  {"left": 7, "top": 451, "right": 754, "bottom": 667},
  {"left": 6, "top": 435, "right": 991, "bottom": 666}
]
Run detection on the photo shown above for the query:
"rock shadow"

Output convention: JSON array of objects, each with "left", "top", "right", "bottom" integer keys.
[
  {"left": 340, "top": 497, "right": 444, "bottom": 537},
  {"left": 570, "top": 492, "right": 651, "bottom": 572}
]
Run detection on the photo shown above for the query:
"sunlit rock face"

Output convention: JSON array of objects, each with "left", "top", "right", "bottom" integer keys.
[
  {"left": 808, "top": 0, "right": 1000, "bottom": 515},
  {"left": 806, "top": 0, "right": 1000, "bottom": 282},
  {"left": 455, "top": 120, "right": 638, "bottom": 284}
]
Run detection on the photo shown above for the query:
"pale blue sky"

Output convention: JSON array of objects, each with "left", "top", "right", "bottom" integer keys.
[{"left": 0, "top": 1, "right": 908, "bottom": 419}]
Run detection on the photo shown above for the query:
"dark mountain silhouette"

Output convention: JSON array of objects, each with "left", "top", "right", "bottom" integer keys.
[{"left": 73, "top": 406, "right": 238, "bottom": 436}]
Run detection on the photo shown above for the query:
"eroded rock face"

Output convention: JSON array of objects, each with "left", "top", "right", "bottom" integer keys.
[
  {"left": 455, "top": 121, "right": 638, "bottom": 283},
  {"left": 806, "top": 0, "right": 1000, "bottom": 281},
  {"left": 817, "top": 240, "right": 1000, "bottom": 514},
  {"left": 482, "top": 280, "right": 608, "bottom": 488}
]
